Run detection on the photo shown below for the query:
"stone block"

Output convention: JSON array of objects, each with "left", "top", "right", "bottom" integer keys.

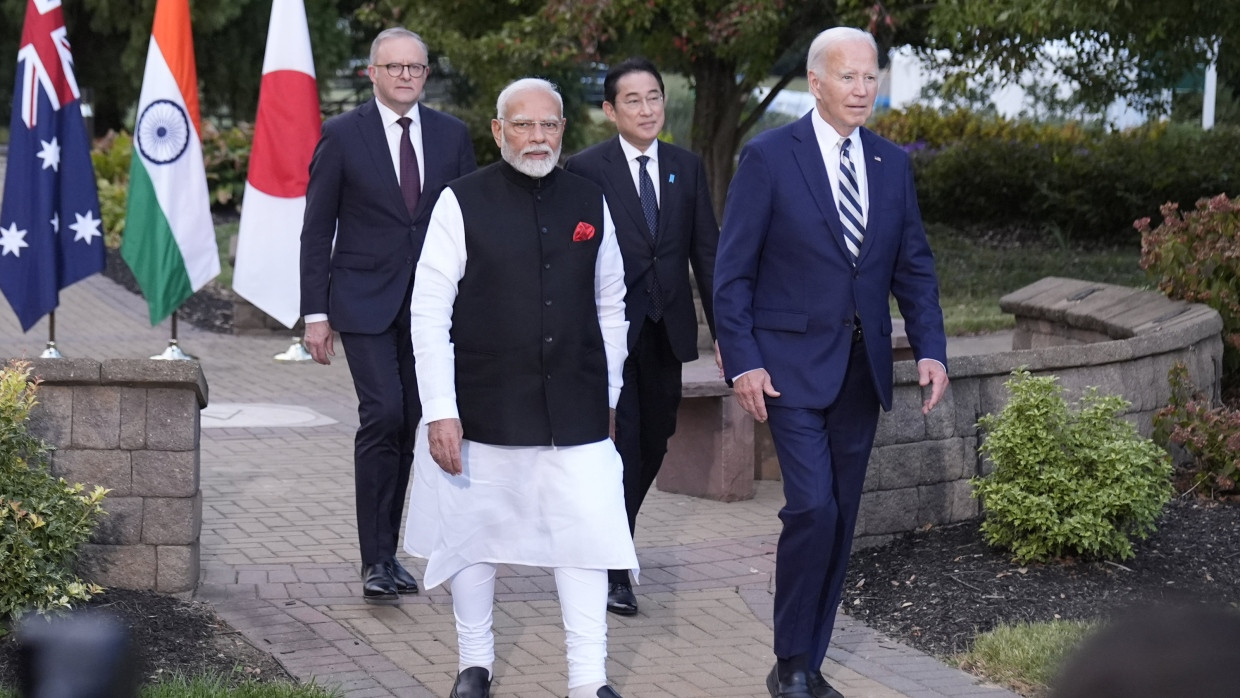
[
  {"left": 857, "top": 488, "right": 919, "bottom": 536},
  {"left": 142, "top": 493, "right": 202, "bottom": 545},
  {"left": 91, "top": 496, "right": 143, "bottom": 545},
  {"left": 27, "top": 384, "right": 72, "bottom": 447},
  {"left": 145, "top": 389, "right": 200, "bottom": 451},
  {"left": 875, "top": 387, "right": 927, "bottom": 446},
  {"left": 77, "top": 544, "right": 156, "bottom": 590},
  {"left": 869, "top": 438, "right": 974, "bottom": 492},
  {"left": 917, "top": 481, "right": 978, "bottom": 526},
  {"left": 131, "top": 450, "right": 199, "bottom": 497},
  {"left": 27, "top": 358, "right": 101, "bottom": 385},
  {"left": 754, "top": 421, "right": 780, "bottom": 481},
  {"left": 51, "top": 449, "right": 131, "bottom": 496},
  {"left": 659, "top": 395, "right": 755, "bottom": 502},
  {"left": 119, "top": 388, "right": 147, "bottom": 449},
  {"left": 950, "top": 377, "right": 983, "bottom": 437},
  {"left": 71, "top": 386, "right": 120, "bottom": 449},
  {"left": 102, "top": 359, "right": 208, "bottom": 408},
  {"left": 157, "top": 542, "right": 200, "bottom": 592}
]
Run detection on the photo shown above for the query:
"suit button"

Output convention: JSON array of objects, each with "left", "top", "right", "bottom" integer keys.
[
  {"left": 544, "top": 263, "right": 551, "bottom": 269},
  {"left": 546, "top": 374, "right": 552, "bottom": 380},
  {"left": 652, "top": 256, "right": 658, "bottom": 262},
  {"left": 544, "top": 299, "right": 553, "bottom": 306},
  {"left": 544, "top": 335, "right": 553, "bottom": 343},
  {"left": 541, "top": 226, "right": 548, "bottom": 234}
]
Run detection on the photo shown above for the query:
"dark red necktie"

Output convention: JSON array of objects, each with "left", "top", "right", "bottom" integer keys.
[{"left": 397, "top": 116, "right": 420, "bottom": 216}]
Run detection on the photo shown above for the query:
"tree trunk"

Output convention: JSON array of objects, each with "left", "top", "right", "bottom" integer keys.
[{"left": 690, "top": 57, "right": 751, "bottom": 222}]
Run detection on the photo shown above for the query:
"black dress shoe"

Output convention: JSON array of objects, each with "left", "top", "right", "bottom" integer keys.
[
  {"left": 450, "top": 666, "right": 491, "bottom": 698},
  {"left": 766, "top": 663, "right": 813, "bottom": 698},
  {"left": 360, "top": 562, "right": 398, "bottom": 604},
  {"left": 596, "top": 686, "right": 623, "bottom": 697},
  {"left": 808, "top": 670, "right": 844, "bottom": 698},
  {"left": 606, "top": 582, "right": 637, "bottom": 616},
  {"left": 387, "top": 557, "right": 419, "bottom": 594}
]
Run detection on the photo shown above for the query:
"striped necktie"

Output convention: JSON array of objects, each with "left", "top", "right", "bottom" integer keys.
[{"left": 837, "top": 138, "right": 864, "bottom": 263}]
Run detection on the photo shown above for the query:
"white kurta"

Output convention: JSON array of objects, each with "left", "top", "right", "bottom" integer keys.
[{"left": 405, "top": 183, "right": 638, "bottom": 591}]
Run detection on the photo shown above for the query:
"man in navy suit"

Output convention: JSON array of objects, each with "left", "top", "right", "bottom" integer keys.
[
  {"left": 299, "top": 27, "right": 476, "bottom": 603},
  {"left": 565, "top": 58, "right": 720, "bottom": 616},
  {"left": 713, "top": 27, "right": 949, "bottom": 698}
]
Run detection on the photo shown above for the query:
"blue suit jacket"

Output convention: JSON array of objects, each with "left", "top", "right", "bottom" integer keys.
[
  {"left": 713, "top": 114, "right": 946, "bottom": 411},
  {"left": 564, "top": 137, "right": 718, "bottom": 361},
  {"left": 300, "top": 99, "right": 476, "bottom": 334}
]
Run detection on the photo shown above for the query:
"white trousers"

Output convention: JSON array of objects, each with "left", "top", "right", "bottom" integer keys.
[{"left": 450, "top": 563, "right": 609, "bottom": 691}]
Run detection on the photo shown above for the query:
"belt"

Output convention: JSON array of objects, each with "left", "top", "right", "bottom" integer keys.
[{"left": 852, "top": 322, "right": 864, "bottom": 344}]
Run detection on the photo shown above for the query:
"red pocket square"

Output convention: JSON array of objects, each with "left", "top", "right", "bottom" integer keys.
[{"left": 572, "top": 221, "right": 596, "bottom": 242}]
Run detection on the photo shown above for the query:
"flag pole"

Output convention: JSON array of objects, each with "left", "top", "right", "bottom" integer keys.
[
  {"left": 151, "top": 310, "right": 196, "bottom": 360},
  {"left": 39, "top": 310, "right": 63, "bottom": 358}
]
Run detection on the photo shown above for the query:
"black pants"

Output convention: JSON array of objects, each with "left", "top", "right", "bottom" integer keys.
[
  {"left": 610, "top": 317, "right": 683, "bottom": 585},
  {"left": 339, "top": 308, "right": 419, "bottom": 566}
]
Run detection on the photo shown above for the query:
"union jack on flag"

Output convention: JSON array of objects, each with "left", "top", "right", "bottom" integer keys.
[{"left": 0, "top": 0, "right": 104, "bottom": 331}]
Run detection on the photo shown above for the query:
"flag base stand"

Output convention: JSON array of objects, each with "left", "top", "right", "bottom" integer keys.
[
  {"left": 151, "top": 340, "right": 196, "bottom": 361},
  {"left": 39, "top": 341, "right": 63, "bottom": 359},
  {"left": 274, "top": 337, "right": 313, "bottom": 362}
]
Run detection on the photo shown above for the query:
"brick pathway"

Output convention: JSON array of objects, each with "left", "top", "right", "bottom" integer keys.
[{"left": 0, "top": 271, "right": 1018, "bottom": 698}]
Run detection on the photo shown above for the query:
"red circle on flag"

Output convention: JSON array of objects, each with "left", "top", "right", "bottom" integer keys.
[{"left": 248, "top": 70, "right": 321, "bottom": 198}]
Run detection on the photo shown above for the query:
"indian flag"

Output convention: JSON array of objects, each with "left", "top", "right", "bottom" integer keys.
[
  {"left": 122, "top": 0, "right": 219, "bottom": 325},
  {"left": 231, "top": 0, "right": 320, "bottom": 328}
]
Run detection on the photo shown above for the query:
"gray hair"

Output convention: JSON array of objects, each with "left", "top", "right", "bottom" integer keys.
[
  {"left": 496, "top": 78, "right": 563, "bottom": 120},
  {"left": 369, "top": 27, "right": 429, "bottom": 64},
  {"left": 806, "top": 27, "right": 877, "bottom": 77}
]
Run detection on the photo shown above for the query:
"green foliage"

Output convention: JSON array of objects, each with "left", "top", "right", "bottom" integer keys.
[
  {"left": 0, "top": 361, "right": 107, "bottom": 620},
  {"left": 1154, "top": 362, "right": 1240, "bottom": 496},
  {"left": 90, "top": 130, "right": 133, "bottom": 249},
  {"left": 1139, "top": 194, "right": 1240, "bottom": 386},
  {"left": 955, "top": 619, "right": 1097, "bottom": 696},
  {"left": 973, "top": 369, "right": 1172, "bottom": 563},
  {"left": 140, "top": 674, "right": 341, "bottom": 698},
  {"left": 870, "top": 108, "right": 1240, "bottom": 242}
]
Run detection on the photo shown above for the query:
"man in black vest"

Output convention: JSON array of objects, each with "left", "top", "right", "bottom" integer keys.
[
  {"left": 406, "top": 78, "right": 636, "bottom": 698},
  {"left": 565, "top": 58, "right": 720, "bottom": 617}
]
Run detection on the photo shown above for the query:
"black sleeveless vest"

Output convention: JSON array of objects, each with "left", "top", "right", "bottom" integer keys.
[{"left": 448, "top": 161, "right": 610, "bottom": 446}]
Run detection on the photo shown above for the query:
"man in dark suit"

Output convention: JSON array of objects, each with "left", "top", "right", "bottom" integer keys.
[
  {"left": 300, "top": 27, "right": 476, "bottom": 603},
  {"left": 713, "top": 28, "right": 949, "bottom": 698},
  {"left": 565, "top": 58, "right": 720, "bottom": 617}
]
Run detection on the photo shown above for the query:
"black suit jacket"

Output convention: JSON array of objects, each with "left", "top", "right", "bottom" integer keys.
[
  {"left": 565, "top": 137, "right": 718, "bottom": 362},
  {"left": 300, "top": 99, "right": 476, "bottom": 334}
]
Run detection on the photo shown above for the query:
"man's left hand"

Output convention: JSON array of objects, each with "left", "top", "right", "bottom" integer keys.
[{"left": 917, "top": 359, "right": 949, "bottom": 414}]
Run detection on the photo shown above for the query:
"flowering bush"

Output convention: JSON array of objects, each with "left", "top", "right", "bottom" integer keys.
[
  {"left": 1153, "top": 362, "right": 1240, "bottom": 496},
  {"left": 1138, "top": 194, "right": 1240, "bottom": 385}
]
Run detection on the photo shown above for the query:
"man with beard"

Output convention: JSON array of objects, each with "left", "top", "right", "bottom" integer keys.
[{"left": 404, "top": 77, "right": 637, "bottom": 698}]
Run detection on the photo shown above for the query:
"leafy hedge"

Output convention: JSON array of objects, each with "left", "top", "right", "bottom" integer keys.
[{"left": 870, "top": 106, "right": 1240, "bottom": 243}]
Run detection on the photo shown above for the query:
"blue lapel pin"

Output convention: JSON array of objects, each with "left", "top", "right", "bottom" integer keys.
[{"left": 668, "top": 173, "right": 676, "bottom": 183}]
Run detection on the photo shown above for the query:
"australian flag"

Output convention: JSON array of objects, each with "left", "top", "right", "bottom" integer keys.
[{"left": 0, "top": 0, "right": 104, "bottom": 331}]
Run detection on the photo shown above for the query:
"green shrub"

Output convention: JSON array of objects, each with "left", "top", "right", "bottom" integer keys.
[
  {"left": 1138, "top": 193, "right": 1240, "bottom": 386},
  {"left": 973, "top": 369, "right": 1172, "bottom": 563},
  {"left": 0, "top": 361, "right": 107, "bottom": 620},
  {"left": 1153, "top": 362, "right": 1240, "bottom": 496},
  {"left": 870, "top": 107, "right": 1240, "bottom": 243},
  {"left": 91, "top": 130, "right": 132, "bottom": 248}
]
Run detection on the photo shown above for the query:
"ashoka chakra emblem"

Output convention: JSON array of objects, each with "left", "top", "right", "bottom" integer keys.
[{"left": 136, "top": 99, "right": 190, "bottom": 164}]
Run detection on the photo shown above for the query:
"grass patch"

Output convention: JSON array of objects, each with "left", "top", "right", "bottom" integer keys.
[
  {"left": 925, "top": 224, "right": 1148, "bottom": 335},
  {"left": 0, "top": 674, "right": 340, "bottom": 698},
  {"left": 955, "top": 619, "right": 1097, "bottom": 696},
  {"left": 215, "top": 222, "right": 237, "bottom": 289}
]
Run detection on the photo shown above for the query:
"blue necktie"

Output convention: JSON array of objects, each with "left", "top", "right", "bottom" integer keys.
[
  {"left": 637, "top": 155, "right": 664, "bottom": 321},
  {"left": 837, "top": 138, "right": 864, "bottom": 263}
]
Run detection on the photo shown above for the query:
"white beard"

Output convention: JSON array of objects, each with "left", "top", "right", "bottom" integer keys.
[{"left": 503, "top": 140, "right": 559, "bottom": 178}]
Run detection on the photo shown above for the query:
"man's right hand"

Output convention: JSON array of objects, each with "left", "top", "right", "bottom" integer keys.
[
  {"left": 303, "top": 320, "right": 335, "bottom": 365},
  {"left": 428, "top": 418, "right": 464, "bottom": 475},
  {"left": 733, "top": 368, "right": 781, "bottom": 423}
]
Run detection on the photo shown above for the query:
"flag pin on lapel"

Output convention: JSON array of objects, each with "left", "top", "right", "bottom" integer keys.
[
  {"left": 874, "top": 156, "right": 882, "bottom": 161},
  {"left": 669, "top": 173, "right": 676, "bottom": 183}
]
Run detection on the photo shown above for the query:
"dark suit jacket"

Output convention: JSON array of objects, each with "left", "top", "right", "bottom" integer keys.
[
  {"left": 713, "top": 115, "right": 947, "bottom": 411},
  {"left": 565, "top": 137, "right": 718, "bottom": 362},
  {"left": 300, "top": 99, "right": 476, "bottom": 334}
]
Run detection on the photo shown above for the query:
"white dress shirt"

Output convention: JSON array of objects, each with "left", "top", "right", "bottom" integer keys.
[
  {"left": 617, "top": 137, "right": 660, "bottom": 207},
  {"left": 812, "top": 107, "right": 868, "bottom": 228}
]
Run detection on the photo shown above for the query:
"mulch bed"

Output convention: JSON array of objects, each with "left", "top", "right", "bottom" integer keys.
[
  {"left": 104, "top": 248, "right": 234, "bottom": 334},
  {"left": 843, "top": 496, "right": 1240, "bottom": 658},
  {"left": 0, "top": 588, "right": 289, "bottom": 689}
]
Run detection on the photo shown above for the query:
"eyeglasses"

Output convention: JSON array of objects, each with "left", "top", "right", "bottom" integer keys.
[
  {"left": 378, "top": 63, "right": 429, "bottom": 78},
  {"left": 619, "top": 94, "right": 665, "bottom": 110},
  {"left": 500, "top": 119, "right": 564, "bottom": 135}
]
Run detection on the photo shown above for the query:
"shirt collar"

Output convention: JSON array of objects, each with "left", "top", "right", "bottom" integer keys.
[
  {"left": 810, "top": 107, "right": 860, "bottom": 155},
  {"left": 376, "top": 99, "right": 420, "bottom": 129},
  {"left": 617, "top": 135, "right": 658, "bottom": 165}
]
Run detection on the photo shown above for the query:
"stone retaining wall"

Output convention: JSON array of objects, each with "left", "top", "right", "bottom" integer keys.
[
  {"left": 17, "top": 358, "right": 208, "bottom": 593},
  {"left": 667, "top": 277, "right": 1223, "bottom": 549}
]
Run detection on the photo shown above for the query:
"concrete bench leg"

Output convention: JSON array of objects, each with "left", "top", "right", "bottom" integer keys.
[{"left": 656, "top": 395, "right": 755, "bottom": 502}]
